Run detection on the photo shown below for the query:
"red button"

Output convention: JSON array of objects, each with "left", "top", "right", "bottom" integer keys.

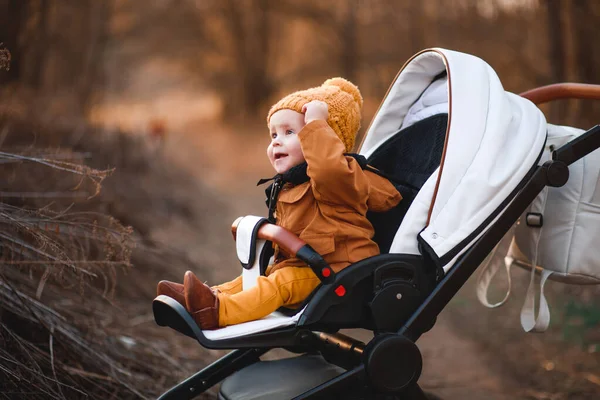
[
  {"left": 322, "top": 268, "right": 331, "bottom": 277},
  {"left": 334, "top": 285, "right": 346, "bottom": 297}
]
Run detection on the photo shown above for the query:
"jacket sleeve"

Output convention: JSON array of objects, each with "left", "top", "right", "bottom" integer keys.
[
  {"left": 298, "top": 120, "right": 369, "bottom": 210},
  {"left": 364, "top": 170, "right": 402, "bottom": 212}
]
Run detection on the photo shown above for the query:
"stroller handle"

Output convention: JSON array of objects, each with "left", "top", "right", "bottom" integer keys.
[
  {"left": 520, "top": 83, "right": 600, "bottom": 105},
  {"left": 231, "top": 217, "right": 336, "bottom": 282},
  {"left": 231, "top": 218, "right": 305, "bottom": 257}
]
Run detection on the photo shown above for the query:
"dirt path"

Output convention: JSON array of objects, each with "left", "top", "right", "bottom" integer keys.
[{"left": 417, "top": 313, "right": 518, "bottom": 400}]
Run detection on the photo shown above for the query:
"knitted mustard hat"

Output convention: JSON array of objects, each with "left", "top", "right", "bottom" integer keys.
[{"left": 267, "top": 78, "right": 363, "bottom": 152}]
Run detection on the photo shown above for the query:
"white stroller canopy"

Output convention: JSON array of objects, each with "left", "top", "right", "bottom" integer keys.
[{"left": 360, "top": 48, "right": 547, "bottom": 271}]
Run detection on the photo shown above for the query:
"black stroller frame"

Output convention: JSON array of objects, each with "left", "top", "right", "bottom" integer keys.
[{"left": 153, "top": 84, "right": 600, "bottom": 400}]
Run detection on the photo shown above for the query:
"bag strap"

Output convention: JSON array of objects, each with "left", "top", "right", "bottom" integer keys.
[
  {"left": 477, "top": 179, "right": 554, "bottom": 332},
  {"left": 519, "top": 187, "right": 551, "bottom": 333},
  {"left": 476, "top": 229, "right": 515, "bottom": 308},
  {"left": 520, "top": 266, "right": 553, "bottom": 332}
]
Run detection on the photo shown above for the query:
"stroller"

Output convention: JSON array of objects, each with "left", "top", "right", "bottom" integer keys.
[{"left": 152, "top": 48, "right": 600, "bottom": 399}]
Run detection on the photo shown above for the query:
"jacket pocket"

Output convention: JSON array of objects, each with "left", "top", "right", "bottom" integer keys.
[
  {"left": 300, "top": 233, "right": 336, "bottom": 256},
  {"left": 278, "top": 182, "right": 311, "bottom": 204}
]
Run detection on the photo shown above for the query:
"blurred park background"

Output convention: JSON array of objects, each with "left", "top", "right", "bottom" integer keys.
[{"left": 0, "top": 0, "right": 599, "bottom": 399}]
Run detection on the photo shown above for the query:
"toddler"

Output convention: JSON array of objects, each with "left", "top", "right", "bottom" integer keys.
[{"left": 157, "top": 78, "right": 401, "bottom": 330}]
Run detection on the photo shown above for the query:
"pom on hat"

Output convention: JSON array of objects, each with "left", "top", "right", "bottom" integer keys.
[
  {"left": 323, "top": 77, "right": 363, "bottom": 109},
  {"left": 267, "top": 77, "right": 363, "bottom": 152}
]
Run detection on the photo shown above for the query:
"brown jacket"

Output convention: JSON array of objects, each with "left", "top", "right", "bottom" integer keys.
[{"left": 268, "top": 120, "right": 402, "bottom": 275}]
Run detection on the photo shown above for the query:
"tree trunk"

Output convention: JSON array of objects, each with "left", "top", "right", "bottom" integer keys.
[
  {"left": 29, "top": 0, "right": 50, "bottom": 89},
  {"left": 571, "top": 0, "right": 599, "bottom": 125},
  {"left": 340, "top": 0, "right": 358, "bottom": 83},
  {"left": 223, "top": 0, "right": 272, "bottom": 117},
  {"left": 408, "top": 0, "right": 424, "bottom": 54},
  {"left": 245, "top": 0, "right": 272, "bottom": 115},
  {"left": 79, "top": 1, "right": 111, "bottom": 113},
  {"left": 544, "top": 0, "right": 566, "bottom": 120},
  {"left": 0, "top": 0, "right": 27, "bottom": 85},
  {"left": 222, "top": 0, "right": 249, "bottom": 117}
]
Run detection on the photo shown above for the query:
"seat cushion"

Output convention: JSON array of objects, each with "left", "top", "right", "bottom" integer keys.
[
  {"left": 218, "top": 355, "right": 345, "bottom": 400},
  {"left": 366, "top": 113, "right": 448, "bottom": 253}
]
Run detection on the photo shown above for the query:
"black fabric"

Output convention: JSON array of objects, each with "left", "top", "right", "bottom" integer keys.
[
  {"left": 347, "top": 153, "right": 420, "bottom": 191},
  {"left": 367, "top": 113, "right": 448, "bottom": 253},
  {"left": 219, "top": 355, "right": 345, "bottom": 400},
  {"left": 257, "top": 161, "right": 310, "bottom": 188}
]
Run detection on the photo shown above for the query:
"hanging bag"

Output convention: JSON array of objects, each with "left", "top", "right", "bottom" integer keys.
[{"left": 477, "top": 123, "right": 600, "bottom": 332}]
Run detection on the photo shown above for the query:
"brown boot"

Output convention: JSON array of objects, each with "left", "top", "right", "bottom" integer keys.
[
  {"left": 183, "top": 271, "right": 220, "bottom": 330},
  {"left": 156, "top": 280, "right": 186, "bottom": 307}
]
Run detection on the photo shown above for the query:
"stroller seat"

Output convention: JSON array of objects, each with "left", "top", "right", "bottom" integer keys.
[{"left": 152, "top": 48, "right": 600, "bottom": 400}]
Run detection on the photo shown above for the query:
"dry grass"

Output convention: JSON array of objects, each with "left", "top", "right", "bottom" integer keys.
[{"left": 0, "top": 115, "right": 224, "bottom": 399}]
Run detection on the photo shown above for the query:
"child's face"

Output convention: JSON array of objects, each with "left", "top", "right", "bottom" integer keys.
[{"left": 267, "top": 109, "right": 306, "bottom": 174}]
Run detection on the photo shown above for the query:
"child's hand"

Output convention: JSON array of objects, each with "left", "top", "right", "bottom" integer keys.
[{"left": 302, "top": 100, "right": 328, "bottom": 124}]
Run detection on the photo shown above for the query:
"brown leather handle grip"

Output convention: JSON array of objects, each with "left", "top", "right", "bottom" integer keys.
[
  {"left": 520, "top": 83, "right": 600, "bottom": 105},
  {"left": 231, "top": 218, "right": 306, "bottom": 257}
]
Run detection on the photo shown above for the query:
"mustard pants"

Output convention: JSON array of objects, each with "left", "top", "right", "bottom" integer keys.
[{"left": 212, "top": 267, "right": 320, "bottom": 327}]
